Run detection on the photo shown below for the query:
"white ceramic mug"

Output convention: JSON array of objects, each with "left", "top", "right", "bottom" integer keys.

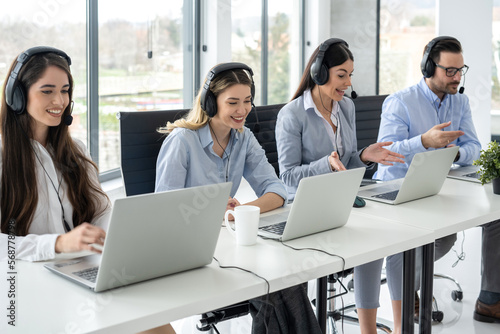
[{"left": 224, "top": 205, "right": 260, "bottom": 246}]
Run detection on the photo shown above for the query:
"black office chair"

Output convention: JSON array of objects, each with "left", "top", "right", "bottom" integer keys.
[
  {"left": 245, "top": 103, "right": 285, "bottom": 176},
  {"left": 117, "top": 109, "right": 189, "bottom": 196}
]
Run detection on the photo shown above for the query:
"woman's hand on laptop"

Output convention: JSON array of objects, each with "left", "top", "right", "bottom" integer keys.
[
  {"left": 361, "top": 142, "right": 405, "bottom": 165},
  {"left": 55, "top": 223, "right": 106, "bottom": 254}
]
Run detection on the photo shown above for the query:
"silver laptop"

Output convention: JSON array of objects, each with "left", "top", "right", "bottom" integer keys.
[
  {"left": 358, "top": 146, "right": 459, "bottom": 205},
  {"left": 448, "top": 164, "right": 482, "bottom": 183},
  {"left": 258, "top": 167, "right": 365, "bottom": 241},
  {"left": 44, "top": 183, "right": 232, "bottom": 292}
]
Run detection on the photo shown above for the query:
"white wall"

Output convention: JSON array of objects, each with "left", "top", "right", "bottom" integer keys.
[{"left": 438, "top": 0, "right": 493, "bottom": 148}]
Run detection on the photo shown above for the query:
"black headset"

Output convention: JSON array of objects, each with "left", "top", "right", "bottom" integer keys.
[
  {"left": 420, "top": 36, "right": 459, "bottom": 78},
  {"left": 5, "top": 46, "right": 72, "bottom": 116},
  {"left": 200, "top": 62, "right": 255, "bottom": 118},
  {"left": 310, "top": 38, "right": 349, "bottom": 86}
]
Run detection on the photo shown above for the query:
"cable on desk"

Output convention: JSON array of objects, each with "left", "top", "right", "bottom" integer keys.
[
  {"left": 260, "top": 236, "right": 350, "bottom": 333},
  {"left": 212, "top": 256, "right": 271, "bottom": 333}
]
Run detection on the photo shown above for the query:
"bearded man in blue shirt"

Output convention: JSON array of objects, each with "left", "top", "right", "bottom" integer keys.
[{"left": 375, "top": 36, "right": 500, "bottom": 324}]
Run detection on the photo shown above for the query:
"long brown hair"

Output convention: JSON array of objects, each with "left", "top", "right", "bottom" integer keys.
[
  {"left": 291, "top": 41, "right": 354, "bottom": 100},
  {"left": 1, "top": 52, "right": 109, "bottom": 236}
]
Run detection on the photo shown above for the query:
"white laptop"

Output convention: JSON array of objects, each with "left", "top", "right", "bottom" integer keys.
[
  {"left": 448, "top": 164, "right": 482, "bottom": 183},
  {"left": 357, "top": 146, "right": 459, "bottom": 205},
  {"left": 44, "top": 183, "right": 232, "bottom": 292},
  {"left": 258, "top": 167, "right": 365, "bottom": 241}
]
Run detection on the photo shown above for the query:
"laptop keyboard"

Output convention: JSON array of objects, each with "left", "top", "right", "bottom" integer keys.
[
  {"left": 463, "top": 172, "right": 480, "bottom": 179},
  {"left": 73, "top": 266, "right": 99, "bottom": 283},
  {"left": 372, "top": 190, "right": 399, "bottom": 201},
  {"left": 259, "top": 221, "right": 287, "bottom": 235}
]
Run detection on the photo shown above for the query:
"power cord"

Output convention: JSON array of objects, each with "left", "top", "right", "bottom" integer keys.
[
  {"left": 212, "top": 256, "right": 270, "bottom": 333},
  {"left": 260, "top": 236, "right": 349, "bottom": 333},
  {"left": 452, "top": 231, "right": 466, "bottom": 268}
]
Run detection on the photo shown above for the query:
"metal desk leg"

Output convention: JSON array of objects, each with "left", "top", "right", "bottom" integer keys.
[
  {"left": 419, "top": 242, "right": 434, "bottom": 334},
  {"left": 402, "top": 248, "right": 416, "bottom": 334},
  {"left": 316, "top": 276, "right": 327, "bottom": 333}
]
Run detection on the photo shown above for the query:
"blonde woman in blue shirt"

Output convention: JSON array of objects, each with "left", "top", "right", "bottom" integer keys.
[
  {"left": 275, "top": 39, "right": 405, "bottom": 334},
  {"left": 155, "top": 63, "right": 322, "bottom": 334}
]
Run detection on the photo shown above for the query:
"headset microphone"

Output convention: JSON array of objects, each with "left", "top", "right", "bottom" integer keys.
[
  {"left": 64, "top": 115, "right": 73, "bottom": 126},
  {"left": 350, "top": 86, "right": 358, "bottom": 99},
  {"left": 64, "top": 101, "right": 74, "bottom": 126},
  {"left": 459, "top": 75, "right": 466, "bottom": 94}
]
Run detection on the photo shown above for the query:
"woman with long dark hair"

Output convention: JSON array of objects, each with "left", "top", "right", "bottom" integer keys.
[{"left": 275, "top": 39, "right": 405, "bottom": 334}]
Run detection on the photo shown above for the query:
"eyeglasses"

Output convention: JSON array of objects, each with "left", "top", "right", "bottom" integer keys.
[{"left": 434, "top": 63, "right": 469, "bottom": 77}]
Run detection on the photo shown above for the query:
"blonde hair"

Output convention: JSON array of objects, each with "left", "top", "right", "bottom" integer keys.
[{"left": 158, "top": 66, "right": 254, "bottom": 134}]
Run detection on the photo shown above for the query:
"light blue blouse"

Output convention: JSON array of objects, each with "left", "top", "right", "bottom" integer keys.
[
  {"left": 374, "top": 78, "right": 481, "bottom": 181},
  {"left": 276, "top": 93, "right": 368, "bottom": 199},
  {"left": 155, "top": 123, "right": 287, "bottom": 202}
]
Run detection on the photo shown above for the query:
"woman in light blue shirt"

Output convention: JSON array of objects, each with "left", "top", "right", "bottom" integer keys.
[
  {"left": 275, "top": 39, "right": 405, "bottom": 334},
  {"left": 155, "top": 63, "right": 322, "bottom": 334}
]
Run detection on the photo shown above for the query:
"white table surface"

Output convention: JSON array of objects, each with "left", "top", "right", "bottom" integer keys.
[
  {"left": 6, "top": 211, "right": 434, "bottom": 334},
  {"left": 356, "top": 178, "right": 500, "bottom": 239}
]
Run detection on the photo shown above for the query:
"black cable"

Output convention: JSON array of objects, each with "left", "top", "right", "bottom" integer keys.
[
  {"left": 259, "top": 236, "right": 347, "bottom": 273},
  {"left": 209, "top": 121, "right": 233, "bottom": 182},
  {"left": 260, "top": 236, "right": 349, "bottom": 333},
  {"left": 213, "top": 256, "right": 270, "bottom": 333}
]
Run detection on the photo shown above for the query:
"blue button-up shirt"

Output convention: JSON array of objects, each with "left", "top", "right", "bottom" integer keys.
[
  {"left": 374, "top": 78, "right": 481, "bottom": 181},
  {"left": 276, "top": 93, "right": 367, "bottom": 200},
  {"left": 155, "top": 124, "right": 287, "bottom": 202}
]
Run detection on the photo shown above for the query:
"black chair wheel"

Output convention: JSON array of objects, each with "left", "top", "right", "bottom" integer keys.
[
  {"left": 347, "top": 279, "right": 354, "bottom": 291},
  {"left": 451, "top": 290, "right": 463, "bottom": 301},
  {"left": 432, "top": 310, "right": 444, "bottom": 322}
]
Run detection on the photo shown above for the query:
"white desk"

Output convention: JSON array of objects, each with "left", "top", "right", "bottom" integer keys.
[
  {"left": 356, "top": 178, "right": 500, "bottom": 239},
  {"left": 356, "top": 178, "right": 500, "bottom": 334},
  {"left": 6, "top": 212, "right": 434, "bottom": 334}
]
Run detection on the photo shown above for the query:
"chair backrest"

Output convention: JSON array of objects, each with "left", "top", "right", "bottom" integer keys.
[
  {"left": 245, "top": 104, "right": 285, "bottom": 176},
  {"left": 118, "top": 109, "right": 189, "bottom": 196},
  {"left": 117, "top": 96, "right": 386, "bottom": 196},
  {"left": 353, "top": 94, "right": 388, "bottom": 178}
]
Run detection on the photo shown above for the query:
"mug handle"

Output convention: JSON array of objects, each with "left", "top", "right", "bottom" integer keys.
[{"left": 224, "top": 210, "right": 236, "bottom": 237}]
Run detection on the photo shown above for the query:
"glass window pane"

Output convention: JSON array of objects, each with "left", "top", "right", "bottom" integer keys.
[
  {"left": 0, "top": 1, "right": 87, "bottom": 145},
  {"left": 268, "top": 1, "right": 297, "bottom": 104},
  {"left": 492, "top": 1, "right": 500, "bottom": 140},
  {"left": 379, "top": 0, "right": 436, "bottom": 95},
  {"left": 231, "top": 0, "right": 263, "bottom": 105},
  {"left": 98, "top": 0, "right": 185, "bottom": 172}
]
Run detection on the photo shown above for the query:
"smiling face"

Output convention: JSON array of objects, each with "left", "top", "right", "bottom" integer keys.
[
  {"left": 211, "top": 83, "right": 253, "bottom": 131},
  {"left": 26, "top": 65, "right": 70, "bottom": 143},
  {"left": 426, "top": 51, "right": 464, "bottom": 100},
  {"left": 320, "top": 59, "right": 354, "bottom": 102}
]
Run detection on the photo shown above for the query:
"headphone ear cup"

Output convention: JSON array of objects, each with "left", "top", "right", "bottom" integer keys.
[
  {"left": 11, "top": 85, "right": 26, "bottom": 114},
  {"left": 423, "top": 59, "right": 435, "bottom": 78},
  {"left": 204, "top": 91, "right": 218, "bottom": 118},
  {"left": 316, "top": 64, "right": 329, "bottom": 86}
]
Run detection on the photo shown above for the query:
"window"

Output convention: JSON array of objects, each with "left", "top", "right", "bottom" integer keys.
[
  {"left": 378, "top": 0, "right": 436, "bottom": 95},
  {"left": 98, "top": 0, "right": 185, "bottom": 172},
  {"left": 492, "top": 0, "right": 500, "bottom": 140},
  {"left": 0, "top": 0, "right": 87, "bottom": 144},
  {"left": 231, "top": 0, "right": 301, "bottom": 105}
]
